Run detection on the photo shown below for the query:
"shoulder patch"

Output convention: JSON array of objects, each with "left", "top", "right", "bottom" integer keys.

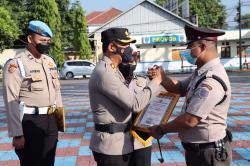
[
  {"left": 8, "top": 63, "right": 17, "bottom": 73},
  {"left": 201, "top": 84, "right": 213, "bottom": 90},
  {"left": 198, "top": 88, "right": 209, "bottom": 98}
]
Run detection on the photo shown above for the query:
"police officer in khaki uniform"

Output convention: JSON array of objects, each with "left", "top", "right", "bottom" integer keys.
[
  {"left": 3, "top": 20, "right": 63, "bottom": 166},
  {"left": 88, "top": 28, "right": 163, "bottom": 166},
  {"left": 149, "top": 25, "right": 232, "bottom": 166},
  {"left": 118, "top": 44, "right": 154, "bottom": 166}
]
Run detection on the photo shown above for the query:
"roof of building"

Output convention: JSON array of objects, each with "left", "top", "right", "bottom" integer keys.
[
  {"left": 86, "top": 11, "right": 103, "bottom": 21},
  {"left": 87, "top": 8, "right": 122, "bottom": 25},
  {"left": 89, "top": 0, "right": 195, "bottom": 36}
]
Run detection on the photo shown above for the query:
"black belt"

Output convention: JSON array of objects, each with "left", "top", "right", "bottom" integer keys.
[
  {"left": 182, "top": 136, "right": 228, "bottom": 151},
  {"left": 94, "top": 123, "right": 131, "bottom": 134}
]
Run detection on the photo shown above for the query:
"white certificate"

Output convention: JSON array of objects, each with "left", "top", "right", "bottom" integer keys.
[{"left": 139, "top": 96, "right": 173, "bottom": 127}]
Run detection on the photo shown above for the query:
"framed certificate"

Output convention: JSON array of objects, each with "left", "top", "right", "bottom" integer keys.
[{"left": 133, "top": 92, "right": 180, "bottom": 133}]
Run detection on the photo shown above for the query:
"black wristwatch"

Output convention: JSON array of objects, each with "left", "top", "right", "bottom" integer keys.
[{"left": 14, "top": 136, "right": 23, "bottom": 139}]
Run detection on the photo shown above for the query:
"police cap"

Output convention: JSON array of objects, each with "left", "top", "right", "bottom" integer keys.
[
  {"left": 28, "top": 20, "right": 53, "bottom": 38},
  {"left": 185, "top": 24, "right": 225, "bottom": 44},
  {"left": 101, "top": 28, "right": 136, "bottom": 44}
]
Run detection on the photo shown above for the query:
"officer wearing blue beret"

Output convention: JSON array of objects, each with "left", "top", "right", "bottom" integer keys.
[
  {"left": 3, "top": 20, "right": 63, "bottom": 166},
  {"left": 149, "top": 25, "right": 232, "bottom": 166}
]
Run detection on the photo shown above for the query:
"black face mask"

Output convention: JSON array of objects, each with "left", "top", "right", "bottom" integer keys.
[
  {"left": 118, "top": 63, "right": 136, "bottom": 81},
  {"left": 114, "top": 44, "right": 133, "bottom": 63},
  {"left": 35, "top": 43, "right": 51, "bottom": 54}
]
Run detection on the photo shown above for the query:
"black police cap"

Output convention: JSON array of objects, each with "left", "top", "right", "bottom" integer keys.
[
  {"left": 185, "top": 25, "right": 225, "bottom": 44},
  {"left": 101, "top": 28, "right": 136, "bottom": 44}
]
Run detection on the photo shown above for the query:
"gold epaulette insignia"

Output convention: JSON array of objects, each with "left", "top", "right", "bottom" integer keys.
[{"left": 110, "top": 63, "right": 116, "bottom": 71}]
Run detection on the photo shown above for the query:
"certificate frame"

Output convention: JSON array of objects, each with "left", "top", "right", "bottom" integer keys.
[{"left": 132, "top": 92, "right": 180, "bottom": 133}]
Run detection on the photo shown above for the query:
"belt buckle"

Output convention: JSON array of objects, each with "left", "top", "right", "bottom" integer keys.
[
  {"left": 47, "top": 105, "right": 56, "bottom": 115},
  {"left": 34, "top": 107, "right": 39, "bottom": 115}
]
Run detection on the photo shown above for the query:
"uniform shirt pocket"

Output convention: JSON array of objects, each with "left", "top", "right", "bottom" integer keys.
[
  {"left": 30, "top": 73, "right": 44, "bottom": 91},
  {"left": 51, "top": 71, "right": 60, "bottom": 90}
]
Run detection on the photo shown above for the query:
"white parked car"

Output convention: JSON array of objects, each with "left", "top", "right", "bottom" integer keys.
[{"left": 60, "top": 60, "right": 95, "bottom": 79}]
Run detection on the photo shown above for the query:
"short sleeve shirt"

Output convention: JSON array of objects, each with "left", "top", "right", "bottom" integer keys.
[{"left": 179, "top": 58, "right": 231, "bottom": 143}]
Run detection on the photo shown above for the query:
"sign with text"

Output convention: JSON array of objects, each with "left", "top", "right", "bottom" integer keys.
[
  {"left": 143, "top": 35, "right": 185, "bottom": 44},
  {"left": 133, "top": 92, "right": 180, "bottom": 133}
]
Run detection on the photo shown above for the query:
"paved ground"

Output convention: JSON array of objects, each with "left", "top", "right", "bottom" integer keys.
[{"left": 0, "top": 71, "right": 249, "bottom": 166}]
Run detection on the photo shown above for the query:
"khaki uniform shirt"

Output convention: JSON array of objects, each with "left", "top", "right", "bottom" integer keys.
[
  {"left": 179, "top": 58, "right": 231, "bottom": 143},
  {"left": 88, "top": 56, "right": 161, "bottom": 155},
  {"left": 3, "top": 49, "right": 62, "bottom": 137}
]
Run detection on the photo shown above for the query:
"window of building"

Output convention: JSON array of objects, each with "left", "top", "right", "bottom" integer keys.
[{"left": 221, "top": 46, "right": 231, "bottom": 58}]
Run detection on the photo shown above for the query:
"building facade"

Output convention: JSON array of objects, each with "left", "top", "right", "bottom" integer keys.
[{"left": 90, "top": 0, "right": 250, "bottom": 73}]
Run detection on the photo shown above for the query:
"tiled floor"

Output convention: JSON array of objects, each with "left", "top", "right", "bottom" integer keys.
[{"left": 0, "top": 74, "right": 250, "bottom": 166}]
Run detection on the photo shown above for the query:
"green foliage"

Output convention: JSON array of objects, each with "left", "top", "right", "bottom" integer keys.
[
  {"left": 68, "top": 1, "right": 92, "bottom": 59},
  {"left": 189, "top": 0, "right": 226, "bottom": 28},
  {"left": 26, "top": 0, "right": 64, "bottom": 65},
  {"left": 155, "top": 0, "right": 168, "bottom": 6},
  {"left": 0, "top": 7, "right": 19, "bottom": 52},
  {"left": 155, "top": 0, "right": 227, "bottom": 28},
  {"left": 238, "top": 13, "right": 250, "bottom": 29},
  {"left": 56, "top": 0, "right": 73, "bottom": 48}
]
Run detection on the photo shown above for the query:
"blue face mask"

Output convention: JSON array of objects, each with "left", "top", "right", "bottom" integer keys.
[{"left": 180, "top": 46, "right": 200, "bottom": 65}]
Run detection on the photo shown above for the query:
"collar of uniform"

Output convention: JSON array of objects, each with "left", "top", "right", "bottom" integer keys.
[
  {"left": 23, "top": 49, "right": 34, "bottom": 60},
  {"left": 103, "top": 55, "right": 117, "bottom": 71},
  {"left": 196, "top": 58, "right": 220, "bottom": 76},
  {"left": 25, "top": 48, "right": 45, "bottom": 63}
]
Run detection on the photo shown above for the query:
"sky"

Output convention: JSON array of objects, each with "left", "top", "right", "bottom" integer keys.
[{"left": 78, "top": 0, "right": 250, "bottom": 29}]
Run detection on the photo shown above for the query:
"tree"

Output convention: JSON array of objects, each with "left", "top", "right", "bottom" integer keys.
[
  {"left": 68, "top": 1, "right": 92, "bottom": 59},
  {"left": 0, "top": 7, "right": 19, "bottom": 52},
  {"left": 155, "top": 0, "right": 227, "bottom": 28},
  {"left": 56, "top": 0, "right": 73, "bottom": 49},
  {"left": 0, "top": 0, "right": 29, "bottom": 47},
  {"left": 155, "top": 0, "right": 167, "bottom": 6},
  {"left": 26, "top": 0, "right": 64, "bottom": 65},
  {"left": 238, "top": 13, "right": 250, "bottom": 29}
]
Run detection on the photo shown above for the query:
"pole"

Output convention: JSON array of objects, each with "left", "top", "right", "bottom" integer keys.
[
  {"left": 239, "top": 0, "right": 242, "bottom": 70},
  {"left": 94, "top": 39, "right": 98, "bottom": 63},
  {"left": 157, "top": 139, "right": 164, "bottom": 163}
]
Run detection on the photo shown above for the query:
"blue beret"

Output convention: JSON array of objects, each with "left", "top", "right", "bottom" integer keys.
[{"left": 28, "top": 20, "right": 53, "bottom": 38}]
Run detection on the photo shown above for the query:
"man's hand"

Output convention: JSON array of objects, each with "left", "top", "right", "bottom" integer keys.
[
  {"left": 12, "top": 136, "right": 25, "bottom": 149},
  {"left": 147, "top": 65, "right": 166, "bottom": 85},
  {"left": 149, "top": 125, "right": 165, "bottom": 139},
  {"left": 147, "top": 65, "right": 158, "bottom": 80}
]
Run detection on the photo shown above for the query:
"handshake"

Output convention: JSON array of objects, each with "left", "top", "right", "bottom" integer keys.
[{"left": 147, "top": 65, "right": 166, "bottom": 85}]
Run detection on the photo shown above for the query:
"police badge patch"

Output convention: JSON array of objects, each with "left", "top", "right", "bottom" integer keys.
[
  {"left": 8, "top": 64, "right": 17, "bottom": 73},
  {"left": 199, "top": 88, "right": 209, "bottom": 98}
]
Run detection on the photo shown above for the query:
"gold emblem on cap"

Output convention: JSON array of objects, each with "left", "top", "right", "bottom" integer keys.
[{"left": 125, "top": 30, "right": 129, "bottom": 37}]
